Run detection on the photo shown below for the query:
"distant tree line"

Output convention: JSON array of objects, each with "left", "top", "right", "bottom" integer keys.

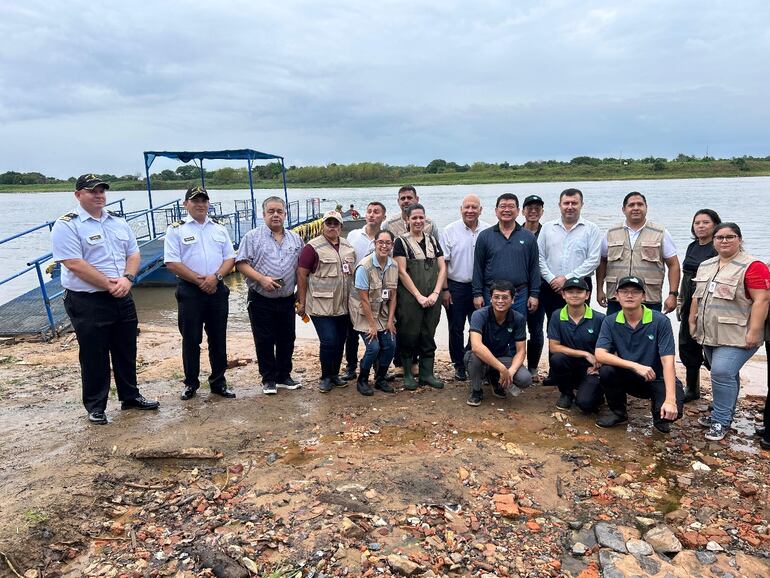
[{"left": 2, "top": 153, "right": 767, "bottom": 187}]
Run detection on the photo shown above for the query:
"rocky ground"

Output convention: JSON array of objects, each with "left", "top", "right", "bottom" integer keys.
[{"left": 0, "top": 326, "right": 768, "bottom": 578}]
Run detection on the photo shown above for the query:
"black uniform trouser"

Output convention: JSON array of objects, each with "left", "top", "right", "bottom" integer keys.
[
  {"left": 247, "top": 291, "right": 296, "bottom": 384},
  {"left": 678, "top": 273, "right": 708, "bottom": 370},
  {"left": 176, "top": 280, "right": 229, "bottom": 390},
  {"left": 549, "top": 352, "right": 603, "bottom": 412},
  {"left": 63, "top": 290, "right": 141, "bottom": 413},
  {"left": 599, "top": 365, "right": 684, "bottom": 424},
  {"left": 447, "top": 280, "right": 475, "bottom": 370}
]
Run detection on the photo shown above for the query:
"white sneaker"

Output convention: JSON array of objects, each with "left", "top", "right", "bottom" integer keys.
[
  {"left": 705, "top": 422, "right": 726, "bottom": 441},
  {"left": 262, "top": 382, "right": 277, "bottom": 395},
  {"left": 277, "top": 377, "right": 302, "bottom": 390}
]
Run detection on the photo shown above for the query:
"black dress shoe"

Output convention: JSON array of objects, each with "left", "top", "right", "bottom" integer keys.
[
  {"left": 211, "top": 387, "right": 236, "bottom": 398},
  {"left": 340, "top": 368, "right": 357, "bottom": 381},
  {"left": 88, "top": 411, "right": 108, "bottom": 425},
  {"left": 760, "top": 438, "right": 770, "bottom": 450},
  {"left": 755, "top": 425, "right": 766, "bottom": 437},
  {"left": 180, "top": 386, "right": 198, "bottom": 401},
  {"left": 653, "top": 420, "right": 672, "bottom": 434},
  {"left": 330, "top": 375, "right": 349, "bottom": 387},
  {"left": 121, "top": 396, "right": 160, "bottom": 410},
  {"left": 454, "top": 367, "right": 468, "bottom": 381}
]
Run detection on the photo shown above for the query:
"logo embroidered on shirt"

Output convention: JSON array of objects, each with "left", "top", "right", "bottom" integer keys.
[
  {"left": 648, "top": 334, "right": 654, "bottom": 340},
  {"left": 588, "top": 328, "right": 594, "bottom": 333}
]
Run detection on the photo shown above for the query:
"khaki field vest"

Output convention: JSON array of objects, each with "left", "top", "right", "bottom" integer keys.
[
  {"left": 305, "top": 236, "right": 356, "bottom": 317},
  {"left": 399, "top": 233, "right": 439, "bottom": 260},
  {"left": 605, "top": 222, "right": 666, "bottom": 303},
  {"left": 349, "top": 255, "right": 399, "bottom": 331},
  {"left": 693, "top": 251, "right": 758, "bottom": 347}
]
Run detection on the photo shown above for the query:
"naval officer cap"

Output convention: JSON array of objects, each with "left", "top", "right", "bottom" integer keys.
[
  {"left": 76, "top": 174, "right": 110, "bottom": 191},
  {"left": 185, "top": 185, "right": 210, "bottom": 201}
]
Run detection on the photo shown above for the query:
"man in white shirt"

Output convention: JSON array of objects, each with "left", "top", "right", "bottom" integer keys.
[
  {"left": 596, "top": 192, "right": 680, "bottom": 315},
  {"left": 440, "top": 195, "right": 490, "bottom": 380},
  {"left": 538, "top": 188, "right": 602, "bottom": 319},
  {"left": 348, "top": 202, "right": 387, "bottom": 263}
]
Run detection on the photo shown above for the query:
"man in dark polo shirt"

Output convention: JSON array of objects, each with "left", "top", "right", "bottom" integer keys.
[
  {"left": 547, "top": 277, "right": 605, "bottom": 412},
  {"left": 472, "top": 193, "right": 540, "bottom": 317},
  {"left": 595, "top": 276, "right": 684, "bottom": 433},
  {"left": 464, "top": 280, "right": 532, "bottom": 406}
]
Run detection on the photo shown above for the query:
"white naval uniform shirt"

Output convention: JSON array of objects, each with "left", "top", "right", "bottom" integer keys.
[
  {"left": 51, "top": 205, "right": 140, "bottom": 292},
  {"left": 163, "top": 215, "right": 236, "bottom": 276}
]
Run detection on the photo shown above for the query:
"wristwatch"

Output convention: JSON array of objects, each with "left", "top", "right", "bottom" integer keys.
[
  {"left": 123, "top": 273, "right": 136, "bottom": 283},
  {"left": 215, "top": 273, "right": 224, "bottom": 282},
  {"left": 669, "top": 290, "right": 679, "bottom": 296}
]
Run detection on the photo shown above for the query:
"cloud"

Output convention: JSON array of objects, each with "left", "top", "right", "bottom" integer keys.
[{"left": 1, "top": 0, "right": 769, "bottom": 177}]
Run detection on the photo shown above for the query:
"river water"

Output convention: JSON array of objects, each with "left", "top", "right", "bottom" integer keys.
[{"left": 1, "top": 177, "right": 768, "bottom": 387}]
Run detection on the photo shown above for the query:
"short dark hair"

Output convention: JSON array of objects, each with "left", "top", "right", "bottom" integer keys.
[
  {"left": 560, "top": 188, "right": 583, "bottom": 201},
  {"left": 398, "top": 185, "right": 417, "bottom": 197},
  {"left": 495, "top": 193, "right": 519, "bottom": 208},
  {"left": 375, "top": 229, "right": 394, "bottom": 242},
  {"left": 405, "top": 203, "right": 425, "bottom": 217},
  {"left": 489, "top": 280, "right": 515, "bottom": 298},
  {"left": 713, "top": 222, "right": 742, "bottom": 239},
  {"left": 690, "top": 209, "right": 721, "bottom": 239},
  {"left": 622, "top": 191, "right": 647, "bottom": 207},
  {"left": 367, "top": 201, "right": 386, "bottom": 213}
]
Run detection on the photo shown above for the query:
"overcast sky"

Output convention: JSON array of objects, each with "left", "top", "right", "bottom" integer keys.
[{"left": 1, "top": 1, "right": 769, "bottom": 178}]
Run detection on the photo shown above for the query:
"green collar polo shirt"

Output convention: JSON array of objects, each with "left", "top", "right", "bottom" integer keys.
[
  {"left": 595, "top": 305, "right": 675, "bottom": 379},
  {"left": 547, "top": 305, "right": 605, "bottom": 353}
]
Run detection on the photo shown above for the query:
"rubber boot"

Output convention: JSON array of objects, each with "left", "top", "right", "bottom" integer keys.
[
  {"left": 401, "top": 356, "right": 418, "bottom": 390},
  {"left": 374, "top": 365, "right": 394, "bottom": 393},
  {"left": 356, "top": 367, "right": 373, "bottom": 396},
  {"left": 318, "top": 363, "right": 333, "bottom": 393},
  {"left": 683, "top": 367, "right": 701, "bottom": 402},
  {"left": 418, "top": 356, "right": 444, "bottom": 389}
]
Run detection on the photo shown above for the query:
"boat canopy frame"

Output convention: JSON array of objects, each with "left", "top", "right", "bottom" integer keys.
[{"left": 142, "top": 149, "right": 290, "bottom": 233}]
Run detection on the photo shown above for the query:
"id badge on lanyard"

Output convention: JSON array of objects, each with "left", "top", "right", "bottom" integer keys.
[
  {"left": 708, "top": 281, "right": 716, "bottom": 293},
  {"left": 381, "top": 288, "right": 389, "bottom": 300},
  {"left": 342, "top": 262, "right": 351, "bottom": 274}
]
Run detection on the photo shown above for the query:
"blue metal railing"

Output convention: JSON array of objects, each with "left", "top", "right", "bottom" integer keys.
[{"left": 0, "top": 199, "right": 178, "bottom": 337}]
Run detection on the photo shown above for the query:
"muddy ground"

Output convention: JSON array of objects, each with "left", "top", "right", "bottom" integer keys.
[{"left": 0, "top": 327, "right": 768, "bottom": 578}]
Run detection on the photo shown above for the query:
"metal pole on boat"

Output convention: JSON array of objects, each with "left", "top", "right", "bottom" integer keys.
[
  {"left": 200, "top": 160, "right": 206, "bottom": 188},
  {"left": 280, "top": 158, "right": 290, "bottom": 225},
  {"left": 144, "top": 155, "right": 157, "bottom": 239},
  {"left": 247, "top": 158, "right": 256, "bottom": 229}
]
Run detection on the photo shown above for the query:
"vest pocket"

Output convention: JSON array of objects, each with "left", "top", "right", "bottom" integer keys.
[
  {"left": 318, "top": 257, "right": 339, "bottom": 278},
  {"left": 607, "top": 242, "right": 624, "bottom": 261},
  {"left": 310, "top": 289, "right": 335, "bottom": 299},
  {"left": 714, "top": 280, "right": 738, "bottom": 300},
  {"left": 640, "top": 241, "right": 662, "bottom": 263},
  {"left": 717, "top": 316, "right": 747, "bottom": 327}
]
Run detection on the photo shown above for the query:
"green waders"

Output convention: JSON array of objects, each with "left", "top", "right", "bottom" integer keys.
[{"left": 396, "top": 253, "right": 442, "bottom": 389}]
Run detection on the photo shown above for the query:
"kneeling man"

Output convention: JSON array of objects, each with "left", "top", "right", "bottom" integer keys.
[
  {"left": 595, "top": 276, "right": 684, "bottom": 433},
  {"left": 465, "top": 280, "right": 532, "bottom": 406},
  {"left": 547, "top": 277, "right": 605, "bottom": 412}
]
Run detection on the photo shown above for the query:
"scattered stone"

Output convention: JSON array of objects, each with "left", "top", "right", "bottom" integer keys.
[
  {"left": 691, "top": 461, "right": 711, "bottom": 472},
  {"left": 572, "top": 542, "right": 588, "bottom": 556},
  {"left": 643, "top": 525, "right": 682, "bottom": 554},
  {"left": 625, "top": 538, "right": 653, "bottom": 556},
  {"left": 706, "top": 540, "right": 724, "bottom": 552},
  {"left": 386, "top": 554, "right": 421, "bottom": 576},
  {"left": 635, "top": 516, "right": 657, "bottom": 530},
  {"left": 341, "top": 516, "right": 365, "bottom": 538},
  {"left": 594, "top": 522, "right": 627, "bottom": 553},
  {"left": 696, "top": 550, "right": 718, "bottom": 564}
]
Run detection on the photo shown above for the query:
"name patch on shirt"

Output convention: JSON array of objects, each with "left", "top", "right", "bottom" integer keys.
[
  {"left": 182, "top": 236, "right": 197, "bottom": 245},
  {"left": 86, "top": 234, "right": 103, "bottom": 244}
]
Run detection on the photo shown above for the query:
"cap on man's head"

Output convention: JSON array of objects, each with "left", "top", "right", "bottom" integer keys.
[
  {"left": 76, "top": 174, "right": 110, "bottom": 191},
  {"left": 617, "top": 276, "right": 645, "bottom": 291},
  {"left": 322, "top": 210, "right": 343, "bottom": 224},
  {"left": 523, "top": 194, "right": 544, "bottom": 207},
  {"left": 563, "top": 277, "right": 589, "bottom": 291},
  {"left": 185, "top": 185, "right": 209, "bottom": 201}
]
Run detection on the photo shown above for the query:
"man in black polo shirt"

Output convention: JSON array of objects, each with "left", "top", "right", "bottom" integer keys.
[
  {"left": 547, "top": 277, "right": 605, "bottom": 412},
  {"left": 464, "top": 280, "right": 532, "bottom": 406},
  {"left": 595, "top": 276, "right": 684, "bottom": 433}
]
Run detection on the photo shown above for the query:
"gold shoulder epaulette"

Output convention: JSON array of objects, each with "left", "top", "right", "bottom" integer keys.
[
  {"left": 170, "top": 219, "right": 185, "bottom": 228},
  {"left": 210, "top": 217, "right": 223, "bottom": 225},
  {"left": 58, "top": 212, "right": 78, "bottom": 222},
  {"left": 107, "top": 210, "right": 124, "bottom": 218}
]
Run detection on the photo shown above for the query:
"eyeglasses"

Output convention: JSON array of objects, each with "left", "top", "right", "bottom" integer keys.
[
  {"left": 714, "top": 235, "right": 738, "bottom": 242},
  {"left": 497, "top": 204, "right": 518, "bottom": 210},
  {"left": 375, "top": 240, "right": 393, "bottom": 246},
  {"left": 617, "top": 288, "right": 643, "bottom": 295}
]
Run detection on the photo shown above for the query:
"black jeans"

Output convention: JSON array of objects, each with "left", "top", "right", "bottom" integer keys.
[
  {"left": 550, "top": 352, "right": 603, "bottom": 412},
  {"left": 63, "top": 290, "right": 141, "bottom": 413},
  {"left": 177, "top": 280, "right": 229, "bottom": 390},
  {"left": 599, "top": 365, "right": 684, "bottom": 424},
  {"left": 447, "top": 280, "right": 475, "bottom": 370},
  {"left": 247, "top": 291, "right": 296, "bottom": 384},
  {"left": 526, "top": 300, "right": 545, "bottom": 372},
  {"left": 344, "top": 316, "right": 359, "bottom": 371}
]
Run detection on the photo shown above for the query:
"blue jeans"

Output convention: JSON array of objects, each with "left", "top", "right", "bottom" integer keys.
[
  {"left": 704, "top": 345, "right": 759, "bottom": 427},
  {"left": 483, "top": 286, "right": 529, "bottom": 317},
  {"left": 447, "top": 280, "right": 475, "bottom": 370},
  {"left": 359, "top": 330, "right": 395, "bottom": 373},
  {"left": 310, "top": 315, "right": 349, "bottom": 375}
]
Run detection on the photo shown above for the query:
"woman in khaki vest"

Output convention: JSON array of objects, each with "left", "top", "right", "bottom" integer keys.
[
  {"left": 393, "top": 204, "right": 447, "bottom": 390},
  {"left": 349, "top": 230, "right": 399, "bottom": 395},
  {"left": 689, "top": 223, "right": 770, "bottom": 441}
]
